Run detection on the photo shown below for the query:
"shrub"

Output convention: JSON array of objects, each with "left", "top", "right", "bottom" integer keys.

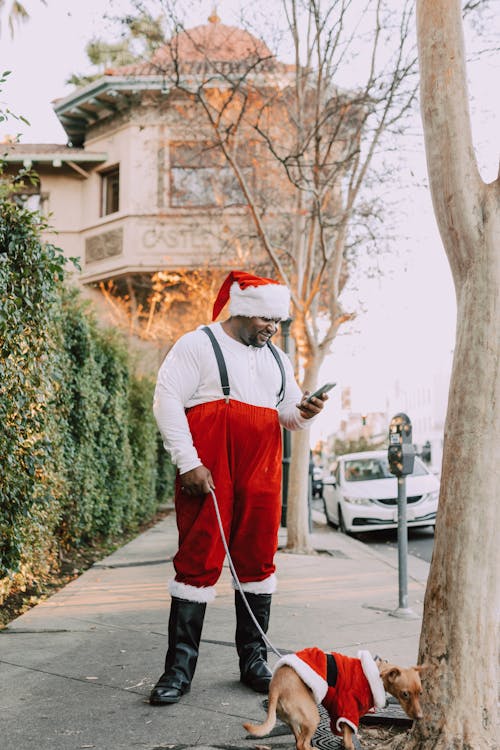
[
  {"left": 56, "top": 292, "right": 174, "bottom": 550},
  {"left": 0, "top": 199, "right": 67, "bottom": 578},
  {"left": 0, "top": 201, "right": 174, "bottom": 595}
]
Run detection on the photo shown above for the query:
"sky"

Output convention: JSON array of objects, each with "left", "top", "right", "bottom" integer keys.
[{"left": 1, "top": 0, "right": 498, "bottom": 442}]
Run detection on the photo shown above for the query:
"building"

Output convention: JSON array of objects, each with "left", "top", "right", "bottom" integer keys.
[
  {"left": 386, "top": 364, "right": 452, "bottom": 473},
  {"left": 325, "top": 357, "right": 452, "bottom": 473},
  {"left": 335, "top": 411, "right": 388, "bottom": 444},
  {"left": 3, "top": 16, "right": 298, "bottom": 294}
]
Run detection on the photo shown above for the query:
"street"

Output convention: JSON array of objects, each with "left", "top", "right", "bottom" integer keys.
[
  {"left": 311, "top": 497, "right": 435, "bottom": 563},
  {"left": 353, "top": 526, "right": 435, "bottom": 564}
]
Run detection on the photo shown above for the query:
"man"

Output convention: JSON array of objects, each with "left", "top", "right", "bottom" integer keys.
[{"left": 150, "top": 270, "right": 327, "bottom": 705}]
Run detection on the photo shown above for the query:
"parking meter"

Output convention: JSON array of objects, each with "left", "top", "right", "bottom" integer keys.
[
  {"left": 388, "top": 413, "right": 417, "bottom": 619},
  {"left": 388, "top": 413, "right": 416, "bottom": 477}
]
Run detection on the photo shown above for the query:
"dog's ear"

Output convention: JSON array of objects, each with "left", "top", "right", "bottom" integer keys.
[{"left": 380, "top": 665, "right": 401, "bottom": 684}]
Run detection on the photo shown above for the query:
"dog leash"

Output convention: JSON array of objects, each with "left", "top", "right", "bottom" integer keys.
[{"left": 209, "top": 488, "right": 282, "bottom": 658}]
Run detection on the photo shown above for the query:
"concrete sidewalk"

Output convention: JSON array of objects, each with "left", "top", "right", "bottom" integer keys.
[{"left": 0, "top": 510, "right": 429, "bottom": 750}]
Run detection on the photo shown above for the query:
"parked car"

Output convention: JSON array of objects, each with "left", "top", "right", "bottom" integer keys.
[{"left": 322, "top": 450, "right": 439, "bottom": 534}]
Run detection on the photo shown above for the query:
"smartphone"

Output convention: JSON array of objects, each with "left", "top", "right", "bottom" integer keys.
[{"left": 307, "top": 382, "right": 336, "bottom": 402}]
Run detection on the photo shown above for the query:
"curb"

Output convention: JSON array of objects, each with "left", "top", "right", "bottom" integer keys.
[{"left": 309, "top": 508, "right": 430, "bottom": 586}]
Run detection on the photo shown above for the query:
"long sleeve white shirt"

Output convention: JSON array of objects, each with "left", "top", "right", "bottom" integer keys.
[{"left": 153, "top": 322, "right": 311, "bottom": 474}]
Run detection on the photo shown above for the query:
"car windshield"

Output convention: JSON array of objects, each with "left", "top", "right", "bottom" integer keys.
[{"left": 343, "top": 456, "right": 428, "bottom": 481}]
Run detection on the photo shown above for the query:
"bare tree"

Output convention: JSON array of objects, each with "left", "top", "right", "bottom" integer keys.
[
  {"left": 130, "top": 0, "right": 418, "bottom": 551},
  {"left": 96, "top": 268, "right": 226, "bottom": 353},
  {"left": 391, "top": 1, "right": 499, "bottom": 748}
]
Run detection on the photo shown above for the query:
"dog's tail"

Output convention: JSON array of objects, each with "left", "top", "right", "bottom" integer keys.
[{"left": 243, "top": 693, "right": 278, "bottom": 738}]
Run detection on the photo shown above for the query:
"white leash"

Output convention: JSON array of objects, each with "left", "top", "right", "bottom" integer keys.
[{"left": 209, "top": 488, "right": 282, "bottom": 658}]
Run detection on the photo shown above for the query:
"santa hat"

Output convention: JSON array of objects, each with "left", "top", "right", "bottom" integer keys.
[{"left": 212, "top": 270, "right": 290, "bottom": 321}]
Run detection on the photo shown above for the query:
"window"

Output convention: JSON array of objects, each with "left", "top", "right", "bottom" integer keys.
[
  {"left": 343, "top": 457, "right": 428, "bottom": 482},
  {"left": 101, "top": 165, "right": 120, "bottom": 216},
  {"left": 170, "top": 142, "right": 252, "bottom": 208}
]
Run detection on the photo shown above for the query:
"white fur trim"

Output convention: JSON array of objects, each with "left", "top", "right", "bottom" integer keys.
[
  {"left": 274, "top": 654, "right": 328, "bottom": 704},
  {"left": 336, "top": 717, "right": 358, "bottom": 734},
  {"left": 168, "top": 579, "right": 216, "bottom": 603},
  {"left": 231, "top": 574, "right": 277, "bottom": 594},
  {"left": 229, "top": 281, "right": 290, "bottom": 320},
  {"left": 358, "top": 650, "right": 386, "bottom": 708}
]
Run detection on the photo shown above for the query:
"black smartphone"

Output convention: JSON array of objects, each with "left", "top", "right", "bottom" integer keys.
[{"left": 307, "top": 382, "right": 336, "bottom": 402}]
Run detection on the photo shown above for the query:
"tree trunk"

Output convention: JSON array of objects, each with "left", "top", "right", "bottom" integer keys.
[
  {"left": 395, "top": 247, "right": 500, "bottom": 750},
  {"left": 395, "top": 2, "right": 500, "bottom": 747},
  {"left": 286, "top": 427, "right": 313, "bottom": 552},
  {"left": 285, "top": 327, "right": 321, "bottom": 553}
]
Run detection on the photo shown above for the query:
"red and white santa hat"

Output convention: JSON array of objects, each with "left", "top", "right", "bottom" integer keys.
[{"left": 212, "top": 270, "right": 290, "bottom": 321}]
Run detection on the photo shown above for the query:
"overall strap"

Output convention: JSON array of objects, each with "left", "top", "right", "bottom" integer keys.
[
  {"left": 267, "top": 340, "right": 286, "bottom": 406},
  {"left": 202, "top": 326, "right": 286, "bottom": 407},
  {"left": 202, "top": 326, "right": 230, "bottom": 403}
]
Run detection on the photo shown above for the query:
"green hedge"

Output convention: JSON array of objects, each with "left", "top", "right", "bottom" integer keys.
[
  {"left": 0, "top": 199, "right": 66, "bottom": 579},
  {"left": 0, "top": 196, "right": 174, "bottom": 592},
  {"left": 57, "top": 293, "right": 174, "bottom": 548}
]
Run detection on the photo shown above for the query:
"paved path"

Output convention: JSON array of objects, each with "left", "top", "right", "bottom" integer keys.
[{"left": 0, "top": 510, "right": 428, "bottom": 750}]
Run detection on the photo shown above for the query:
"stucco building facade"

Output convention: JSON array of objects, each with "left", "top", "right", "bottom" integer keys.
[{"left": 4, "top": 17, "right": 294, "bottom": 291}]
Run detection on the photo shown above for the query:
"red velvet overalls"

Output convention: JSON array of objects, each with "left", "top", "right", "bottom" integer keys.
[{"left": 172, "top": 397, "right": 283, "bottom": 589}]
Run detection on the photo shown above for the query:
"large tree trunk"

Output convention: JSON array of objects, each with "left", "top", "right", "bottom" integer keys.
[
  {"left": 286, "top": 428, "right": 313, "bottom": 552},
  {"left": 285, "top": 326, "right": 321, "bottom": 553},
  {"left": 395, "top": 2, "right": 500, "bottom": 748}
]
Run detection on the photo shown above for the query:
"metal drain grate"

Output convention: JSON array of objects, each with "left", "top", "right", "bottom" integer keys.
[
  {"left": 314, "top": 548, "right": 350, "bottom": 559},
  {"left": 257, "top": 701, "right": 360, "bottom": 749},
  {"left": 313, "top": 705, "right": 360, "bottom": 748},
  {"left": 360, "top": 696, "right": 412, "bottom": 727},
  {"left": 277, "top": 547, "right": 349, "bottom": 559},
  {"left": 254, "top": 696, "right": 409, "bottom": 748}
]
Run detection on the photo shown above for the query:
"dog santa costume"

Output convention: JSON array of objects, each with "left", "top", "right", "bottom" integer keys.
[
  {"left": 151, "top": 270, "right": 314, "bottom": 706},
  {"left": 275, "top": 648, "right": 386, "bottom": 735}
]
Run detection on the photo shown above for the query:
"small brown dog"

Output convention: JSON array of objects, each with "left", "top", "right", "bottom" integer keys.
[{"left": 243, "top": 648, "right": 425, "bottom": 750}]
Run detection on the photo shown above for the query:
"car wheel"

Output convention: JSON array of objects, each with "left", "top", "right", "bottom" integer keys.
[{"left": 338, "top": 507, "right": 348, "bottom": 534}]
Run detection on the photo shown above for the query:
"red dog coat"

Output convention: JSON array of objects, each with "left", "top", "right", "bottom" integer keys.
[{"left": 274, "top": 647, "right": 386, "bottom": 735}]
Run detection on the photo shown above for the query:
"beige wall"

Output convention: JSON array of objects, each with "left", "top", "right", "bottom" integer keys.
[
  {"left": 24, "top": 101, "right": 255, "bottom": 284},
  {"left": 38, "top": 170, "right": 85, "bottom": 229}
]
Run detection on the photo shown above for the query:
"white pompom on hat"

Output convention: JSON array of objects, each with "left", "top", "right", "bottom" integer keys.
[{"left": 212, "top": 270, "right": 290, "bottom": 321}]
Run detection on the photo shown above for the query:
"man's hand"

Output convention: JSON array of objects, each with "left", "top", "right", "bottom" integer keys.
[
  {"left": 179, "top": 465, "right": 215, "bottom": 496},
  {"left": 297, "top": 391, "right": 328, "bottom": 420}
]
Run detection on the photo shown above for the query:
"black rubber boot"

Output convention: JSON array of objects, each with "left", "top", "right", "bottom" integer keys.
[
  {"left": 149, "top": 597, "right": 206, "bottom": 705},
  {"left": 235, "top": 591, "right": 272, "bottom": 694}
]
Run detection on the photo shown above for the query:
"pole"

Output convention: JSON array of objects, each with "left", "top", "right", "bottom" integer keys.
[
  {"left": 390, "top": 475, "right": 416, "bottom": 618},
  {"left": 282, "top": 429, "right": 291, "bottom": 527},
  {"left": 397, "top": 476, "right": 408, "bottom": 609},
  {"left": 307, "top": 454, "right": 313, "bottom": 533},
  {"left": 280, "top": 318, "right": 292, "bottom": 527}
]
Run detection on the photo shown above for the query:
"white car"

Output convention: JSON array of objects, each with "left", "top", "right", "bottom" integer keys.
[{"left": 322, "top": 450, "right": 439, "bottom": 534}]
